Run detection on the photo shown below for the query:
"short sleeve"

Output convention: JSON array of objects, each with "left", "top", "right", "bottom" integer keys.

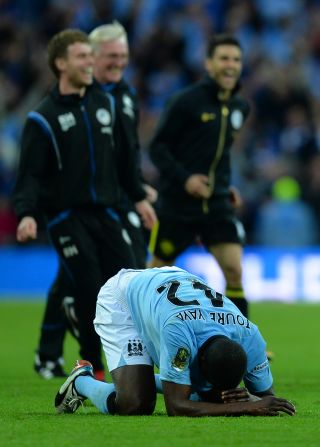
[
  {"left": 243, "top": 329, "right": 273, "bottom": 393},
  {"left": 159, "top": 321, "right": 197, "bottom": 385}
]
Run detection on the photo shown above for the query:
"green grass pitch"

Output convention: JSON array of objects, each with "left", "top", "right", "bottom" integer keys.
[{"left": 0, "top": 300, "right": 320, "bottom": 447}]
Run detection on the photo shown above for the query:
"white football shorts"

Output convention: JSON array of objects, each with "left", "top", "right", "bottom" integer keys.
[{"left": 94, "top": 269, "right": 153, "bottom": 372}]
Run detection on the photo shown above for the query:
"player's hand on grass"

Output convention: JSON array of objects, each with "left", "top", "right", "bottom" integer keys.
[
  {"left": 248, "top": 396, "right": 295, "bottom": 416},
  {"left": 16, "top": 216, "right": 37, "bottom": 242},
  {"left": 221, "top": 387, "right": 250, "bottom": 403}
]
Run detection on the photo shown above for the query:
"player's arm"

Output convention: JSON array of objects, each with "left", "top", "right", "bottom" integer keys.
[
  {"left": 12, "top": 118, "right": 51, "bottom": 238},
  {"left": 162, "top": 381, "right": 295, "bottom": 417},
  {"left": 149, "top": 95, "right": 191, "bottom": 187},
  {"left": 134, "top": 199, "right": 157, "bottom": 230},
  {"left": 229, "top": 185, "right": 243, "bottom": 209}
]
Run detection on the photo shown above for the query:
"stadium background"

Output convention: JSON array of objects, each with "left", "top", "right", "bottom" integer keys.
[{"left": 1, "top": 0, "right": 320, "bottom": 301}]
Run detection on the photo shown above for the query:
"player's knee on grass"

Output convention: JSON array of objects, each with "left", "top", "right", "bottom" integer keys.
[
  {"left": 115, "top": 391, "right": 156, "bottom": 415},
  {"left": 111, "top": 365, "right": 156, "bottom": 415}
]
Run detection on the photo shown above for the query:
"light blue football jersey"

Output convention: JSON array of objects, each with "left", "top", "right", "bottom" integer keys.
[{"left": 125, "top": 267, "right": 273, "bottom": 394}]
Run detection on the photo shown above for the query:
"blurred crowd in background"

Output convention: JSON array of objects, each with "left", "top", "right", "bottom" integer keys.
[{"left": 1, "top": 0, "right": 320, "bottom": 247}]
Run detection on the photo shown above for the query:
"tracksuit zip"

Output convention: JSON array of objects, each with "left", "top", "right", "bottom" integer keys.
[
  {"left": 202, "top": 104, "right": 229, "bottom": 214},
  {"left": 81, "top": 104, "right": 97, "bottom": 202}
]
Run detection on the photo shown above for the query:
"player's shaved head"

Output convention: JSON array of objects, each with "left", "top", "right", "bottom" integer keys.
[{"left": 199, "top": 336, "right": 247, "bottom": 390}]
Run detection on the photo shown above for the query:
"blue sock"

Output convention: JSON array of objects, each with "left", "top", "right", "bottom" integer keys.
[
  {"left": 154, "top": 373, "right": 163, "bottom": 393},
  {"left": 75, "top": 376, "right": 115, "bottom": 414}
]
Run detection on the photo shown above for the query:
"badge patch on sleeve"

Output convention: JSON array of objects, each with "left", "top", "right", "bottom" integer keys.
[{"left": 172, "top": 347, "right": 190, "bottom": 371}]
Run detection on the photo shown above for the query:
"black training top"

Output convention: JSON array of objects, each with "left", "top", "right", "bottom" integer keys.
[
  {"left": 149, "top": 75, "right": 250, "bottom": 216},
  {"left": 12, "top": 83, "right": 146, "bottom": 221}
]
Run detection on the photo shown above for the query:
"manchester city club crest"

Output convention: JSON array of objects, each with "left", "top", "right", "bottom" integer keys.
[
  {"left": 172, "top": 347, "right": 190, "bottom": 371},
  {"left": 127, "top": 339, "right": 144, "bottom": 357}
]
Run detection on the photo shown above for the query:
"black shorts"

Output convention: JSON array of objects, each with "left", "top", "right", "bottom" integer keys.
[{"left": 149, "top": 206, "right": 246, "bottom": 262}]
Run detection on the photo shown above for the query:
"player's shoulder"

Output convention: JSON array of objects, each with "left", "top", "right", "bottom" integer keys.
[
  {"left": 31, "top": 89, "right": 55, "bottom": 115},
  {"left": 157, "top": 79, "right": 201, "bottom": 115},
  {"left": 120, "top": 78, "right": 137, "bottom": 94},
  {"left": 113, "top": 79, "right": 138, "bottom": 103},
  {"left": 161, "top": 314, "right": 197, "bottom": 347},
  {"left": 230, "top": 94, "right": 250, "bottom": 115},
  {"left": 171, "top": 81, "right": 204, "bottom": 106},
  {"left": 26, "top": 88, "right": 59, "bottom": 125},
  {"left": 88, "top": 83, "right": 114, "bottom": 103}
]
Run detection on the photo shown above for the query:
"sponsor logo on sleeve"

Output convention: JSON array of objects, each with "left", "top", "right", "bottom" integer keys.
[{"left": 253, "top": 359, "right": 269, "bottom": 372}]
